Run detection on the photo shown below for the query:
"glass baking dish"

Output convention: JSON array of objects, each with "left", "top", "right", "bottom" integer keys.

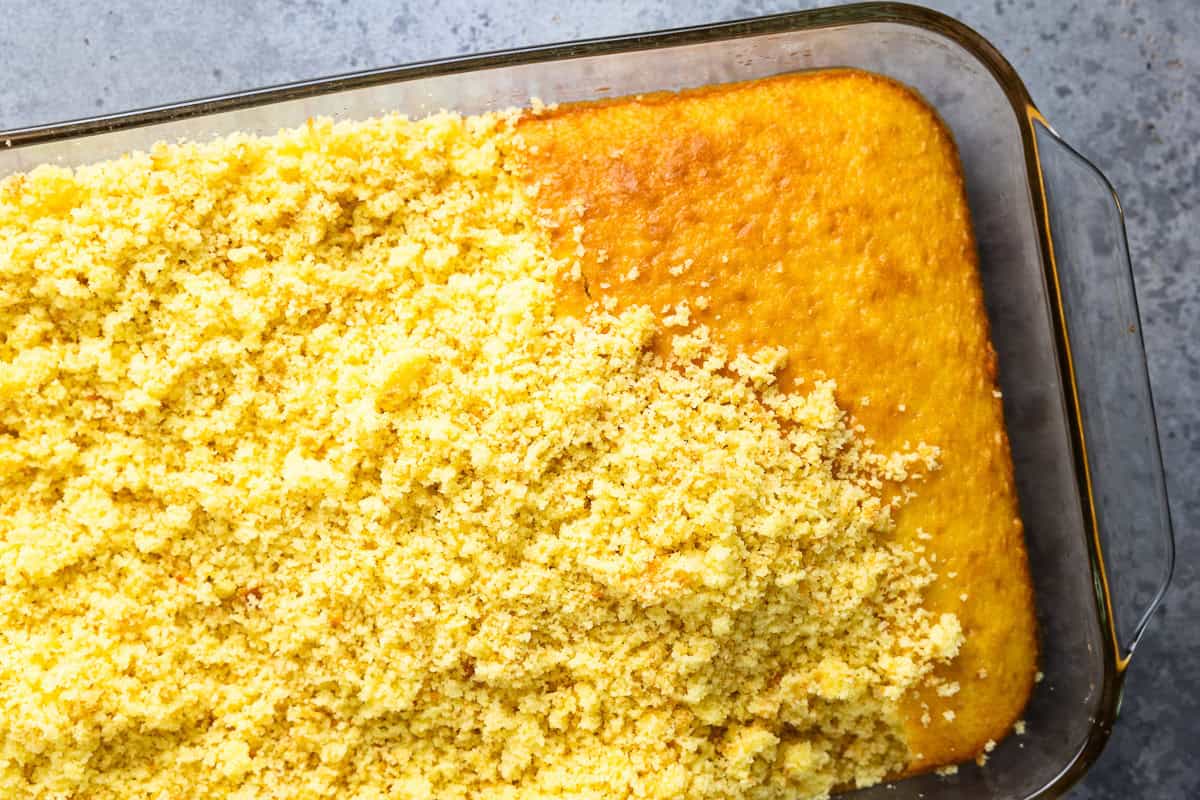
[{"left": 0, "top": 3, "right": 1175, "bottom": 798}]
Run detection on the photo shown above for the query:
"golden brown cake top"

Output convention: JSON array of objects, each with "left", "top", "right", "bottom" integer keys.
[{"left": 517, "top": 68, "right": 1038, "bottom": 772}]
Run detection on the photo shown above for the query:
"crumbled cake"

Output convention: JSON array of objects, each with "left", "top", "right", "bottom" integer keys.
[{"left": 0, "top": 68, "right": 1036, "bottom": 800}]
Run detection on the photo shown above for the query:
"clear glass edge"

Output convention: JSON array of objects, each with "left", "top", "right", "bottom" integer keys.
[
  {"left": 2, "top": 3, "right": 1171, "bottom": 797},
  {"left": 1027, "top": 116, "right": 1177, "bottom": 663}
]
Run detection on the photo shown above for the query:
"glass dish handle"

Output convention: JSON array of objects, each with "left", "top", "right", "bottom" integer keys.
[{"left": 1032, "top": 118, "right": 1176, "bottom": 666}]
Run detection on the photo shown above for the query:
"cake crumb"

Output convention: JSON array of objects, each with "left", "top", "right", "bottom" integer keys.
[
  {"left": 0, "top": 105, "right": 965, "bottom": 800},
  {"left": 668, "top": 258, "right": 694, "bottom": 276},
  {"left": 662, "top": 300, "right": 692, "bottom": 327}
]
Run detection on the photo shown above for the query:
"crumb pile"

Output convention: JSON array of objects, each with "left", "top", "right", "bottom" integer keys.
[{"left": 0, "top": 112, "right": 961, "bottom": 799}]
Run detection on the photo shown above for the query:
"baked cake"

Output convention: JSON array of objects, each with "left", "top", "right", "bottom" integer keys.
[{"left": 0, "top": 69, "right": 1036, "bottom": 799}]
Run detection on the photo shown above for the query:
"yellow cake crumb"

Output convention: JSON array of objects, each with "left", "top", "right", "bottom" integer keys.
[{"left": 0, "top": 109, "right": 960, "bottom": 799}]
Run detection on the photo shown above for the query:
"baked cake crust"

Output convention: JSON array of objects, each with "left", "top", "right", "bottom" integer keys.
[{"left": 517, "top": 68, "right": 1039, "bottom": 773}]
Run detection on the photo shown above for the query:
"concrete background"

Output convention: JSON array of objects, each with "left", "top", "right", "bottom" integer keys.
[{"left": 1, "top": 1, "right": 1195, "bottom": 797}]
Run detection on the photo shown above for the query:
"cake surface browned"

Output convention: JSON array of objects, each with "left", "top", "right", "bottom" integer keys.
[{"left": 517, "top": 68, "right": 1039, "bottom": 773}]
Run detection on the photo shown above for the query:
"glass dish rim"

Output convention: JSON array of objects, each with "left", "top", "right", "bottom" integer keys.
[{"left": 0, "top": 3, "right": 1172, "bottom": 796}]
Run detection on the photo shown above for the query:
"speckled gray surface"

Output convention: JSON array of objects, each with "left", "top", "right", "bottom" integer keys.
[{"left": 0, "top": 1, "right": 1195, "bottom": 797}]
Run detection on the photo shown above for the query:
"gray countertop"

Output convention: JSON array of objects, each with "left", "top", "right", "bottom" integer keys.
[{"left": 1, "top": 1, "right": 1196, "bottom": 797}]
